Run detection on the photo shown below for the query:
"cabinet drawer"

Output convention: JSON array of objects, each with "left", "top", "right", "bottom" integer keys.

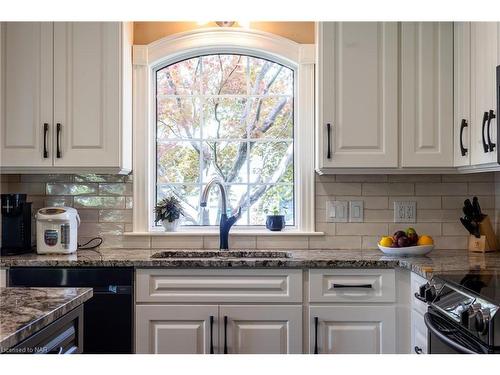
[
  {"left": 136, "top": 269, "right": 302, "bottom": 303},
  {"left": 309, "top": 269, "right": 395, "bottom": 303}
]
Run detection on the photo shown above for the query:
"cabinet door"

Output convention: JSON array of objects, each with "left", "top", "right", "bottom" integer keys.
[
  {"left": 220, "top": 305, "right": 302, "bottom": 354},
  {"left": 1, "top": 22, "right": 53, "bottom": 167},
  {"left": 53, "top": 22, "right": 121, "bottom": 167},
  {"left": 401, "top": 22, "right": 454, "bottom": 167},
  {"left": 316, "top": 22, "right": 398, "bottom": 169},
  {"left": 135, "top": 305, "right": 218, "bottom": 354},
  {"left": 470, "top": 22, "right": 499, "bottom": 166},
  {"left": 454, "top": 22, "right": 472, "bottom": 167},
  {"left": 309, "top": 305, "right": 395, "bottom": 354},
  {"left": 411, "top": 309, "right": 428, "bottom": 354}
]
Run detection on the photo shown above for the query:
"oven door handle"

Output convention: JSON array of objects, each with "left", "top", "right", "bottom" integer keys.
[{"left": 424, "top": 313, "right": 477, "bottom": 354}]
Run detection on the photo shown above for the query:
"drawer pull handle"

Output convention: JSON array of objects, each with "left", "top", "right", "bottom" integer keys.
[
  {"left": 332, "top": 283, "right": 373, "bottom": 289},
  {"left": 414, "top": 346, "right": 423, "bottom": 354},
  {"left": 223, "top": 315, "right": 228, "bottom": 354},
  {"left": 209, "top": 315, "right": 214, "bottom": 354},
  {"left": 314, "top": 317, "right": 319, "bottom": 354}
]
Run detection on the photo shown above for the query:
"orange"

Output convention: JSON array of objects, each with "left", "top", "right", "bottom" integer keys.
[{"left": 417, "top": 235, "right": 433, "bottom": 246}]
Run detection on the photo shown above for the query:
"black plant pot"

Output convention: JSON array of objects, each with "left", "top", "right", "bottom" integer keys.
[{"left": 266, "top": 215, "right": 285, "bottom": 231}]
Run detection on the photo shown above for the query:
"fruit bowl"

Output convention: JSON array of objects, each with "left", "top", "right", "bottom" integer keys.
[{"left": 377, "top": 244, "right": 434, "bottom": 257}]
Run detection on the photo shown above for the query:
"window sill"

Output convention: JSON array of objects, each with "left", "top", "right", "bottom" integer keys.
[{"left": 123, "top": 229, "right": 324, "bottom": 237}]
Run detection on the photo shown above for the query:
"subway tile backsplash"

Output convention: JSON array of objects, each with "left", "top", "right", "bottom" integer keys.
[{"left": 1, "top": 172, "right": 499, "bottom": 251}]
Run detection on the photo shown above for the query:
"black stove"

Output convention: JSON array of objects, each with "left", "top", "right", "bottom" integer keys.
[{"left": 418, "top": 271, "right": 500, "bottom": 354}]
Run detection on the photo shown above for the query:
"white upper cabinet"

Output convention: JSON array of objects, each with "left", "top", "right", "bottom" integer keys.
[
  {"left": 1, "top": 22, "right": 53, "bottom": 167},
  {"left": 454, "top": 22, "right": 472, "bottom": 167},
  {"left": 400, "top": 22, "right": 454, "bottom": 167},
  {"left": 0, "top": 22, "right": 132, "bottom": 174},
  {"left": 470, "top": 22, "right": 499, "bottom": 166},
  {"left": 316, "top": 22, "right": 399, "bottom": 170},
  {"left": 53, "top": 22, "right": 130, "bottom": 170}
]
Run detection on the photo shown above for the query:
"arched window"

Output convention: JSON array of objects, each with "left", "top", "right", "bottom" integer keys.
[
  {"left": 132, "top": 29, "right": 315, "bottom": 233},
  {"left": 155, "top": 54, "right": 294, "bottom": 226}
]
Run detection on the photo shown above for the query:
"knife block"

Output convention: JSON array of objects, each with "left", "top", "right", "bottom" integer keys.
[{"left": 468, "top": 215, "right": 498, "bottom": 253}]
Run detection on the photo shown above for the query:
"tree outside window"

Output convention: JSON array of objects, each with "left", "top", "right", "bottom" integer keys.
[{"left": 156, "top": 54, "right": 294, "bottom": 226}]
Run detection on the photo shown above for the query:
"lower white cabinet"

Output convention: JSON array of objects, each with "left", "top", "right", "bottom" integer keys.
[
  {"left": 135, "top": 304, "right": 302, "bottom": 354},
  {"left": 410, "top": 272, "right": 429, "bottom": 354},
  {"left": 135, "top": 269, "right": 303, "bottom": 354},
  {"left": 136, "top": 305, "right": 217, "bottom": 354},
  {"left": 135, "top": 268, "right": 410, "bottom": 354},
  {"left": 411, "top": 309, "right": 428, "bottom": 354},
  {"left": 221, "top": 305, "right": 302, "bottom": 354},
  {"left": 309, "top": 305, "right": 396, "bottom": 354}
]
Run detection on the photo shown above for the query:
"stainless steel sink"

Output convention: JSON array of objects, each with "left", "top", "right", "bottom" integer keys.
[{"left": 151, "top": 250, "right": 292, "bottom": 259}]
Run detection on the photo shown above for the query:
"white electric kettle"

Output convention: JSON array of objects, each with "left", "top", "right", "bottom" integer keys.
[{"left": 36, "top": 207, "right": 80, "bottom": 254}]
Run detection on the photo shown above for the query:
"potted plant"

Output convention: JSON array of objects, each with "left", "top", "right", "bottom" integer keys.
[
  {"left": 265, "top": 204, "right": 286, "bottom": 232},
  {"left": 155, "top": 196, "right": 184, "bottom": 232}
]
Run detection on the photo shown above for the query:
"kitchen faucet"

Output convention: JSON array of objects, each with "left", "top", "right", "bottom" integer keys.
[{"left": 200, "top": 177, "right": 242, "bottom": 250}]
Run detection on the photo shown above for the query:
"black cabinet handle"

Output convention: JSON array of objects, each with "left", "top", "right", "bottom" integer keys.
[
  {"left": 459, "top": 119, "right": 468, "bottom": 156},
  {"left": 482, "top": 112, "right": 489, "bottom": 153},
  {"left": 414, "top": 292, "right": 428, "bottom": 303},
  {"left": 487, "top": 110, "right": 496, "bottom": 152},
  {"left": 314, "top": 317, "right": 319, "bottom": 354},
  {"left": 414, "top": 346, "right": 423, "bottom": 354},
  {"left": 223, "top": 315, "right": 228, "bottom": 354},
  {"left": 209, "top": 315, "right": 214, "bottom": 354},
  {"left": 43, "top": 123, "right": 49, "bottom": 158},
  {"left": 56, "top": 123, "right": 62, "bottom": 158},
  {"left": 333, "top": 283, "right": 373, "bottom": 289},
  {"left": 326, "top": 123, "right": 332, "bottom": 159}
]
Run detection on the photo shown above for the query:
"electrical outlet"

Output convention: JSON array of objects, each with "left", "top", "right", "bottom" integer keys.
[
  {"left": 326, "top": 200, "right": 348, "bottom": 222},
  {"left": 393, "top": 201, "right": 416, "bottom": 223},
  {"left": 349, "top": 201, "right": 364, "bottom": 222}
]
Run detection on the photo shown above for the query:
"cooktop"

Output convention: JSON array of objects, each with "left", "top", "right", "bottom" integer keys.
[{"left": 434, "top": 271, "right": 500, "bottom": 305}]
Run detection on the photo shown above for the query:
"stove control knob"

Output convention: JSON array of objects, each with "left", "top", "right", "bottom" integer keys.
[
  {"left": 461, "top": 303, "right": 481, "bottom": 330},
  {"left": 424, "top": 285, "right": 437, "bottom": 302},
  {"left": 475, "top": 307, "right": 491, "bottom": 335},
  {"left": 418, "top": 283, "right": 429, "bottom": 298}
]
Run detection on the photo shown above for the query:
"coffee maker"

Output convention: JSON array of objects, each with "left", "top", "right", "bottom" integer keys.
[{"left": 1, "top": 193, "right": 34, "bottom": 255}]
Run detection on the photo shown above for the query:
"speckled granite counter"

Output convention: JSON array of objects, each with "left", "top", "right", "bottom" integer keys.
[
  {"left": 2, "top": 248, "right": 500, "bottom": 279},
  {"left": 0, "top": 287, "right": 93, "bottom": 352}
]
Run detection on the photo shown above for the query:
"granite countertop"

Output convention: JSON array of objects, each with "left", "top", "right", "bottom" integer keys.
[
  {"left": 2, "top": 248, "right": 500, "bottom": 279},
  {"left": 0, "top": 287, "right": 93, "bottom": 352}
]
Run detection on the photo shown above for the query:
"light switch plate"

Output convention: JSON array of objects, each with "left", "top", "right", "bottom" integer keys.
[
  {"left": 349, "top": 201, "right": 364, "bottom": 222},
  {"left": 326, "top": 200, "right": 348, "bottom": 223},
  {"left": 393, "top": 201, "right": 416, "bottom": 223}
]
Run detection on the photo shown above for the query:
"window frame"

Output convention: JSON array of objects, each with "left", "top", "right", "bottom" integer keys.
[{"left": 132, "top": 28, "right": 316, "bottom": 235}]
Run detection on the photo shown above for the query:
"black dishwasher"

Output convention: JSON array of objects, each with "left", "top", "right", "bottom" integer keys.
[{"left": 8, "top": 267, "right": 134, "bottom": 354}]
